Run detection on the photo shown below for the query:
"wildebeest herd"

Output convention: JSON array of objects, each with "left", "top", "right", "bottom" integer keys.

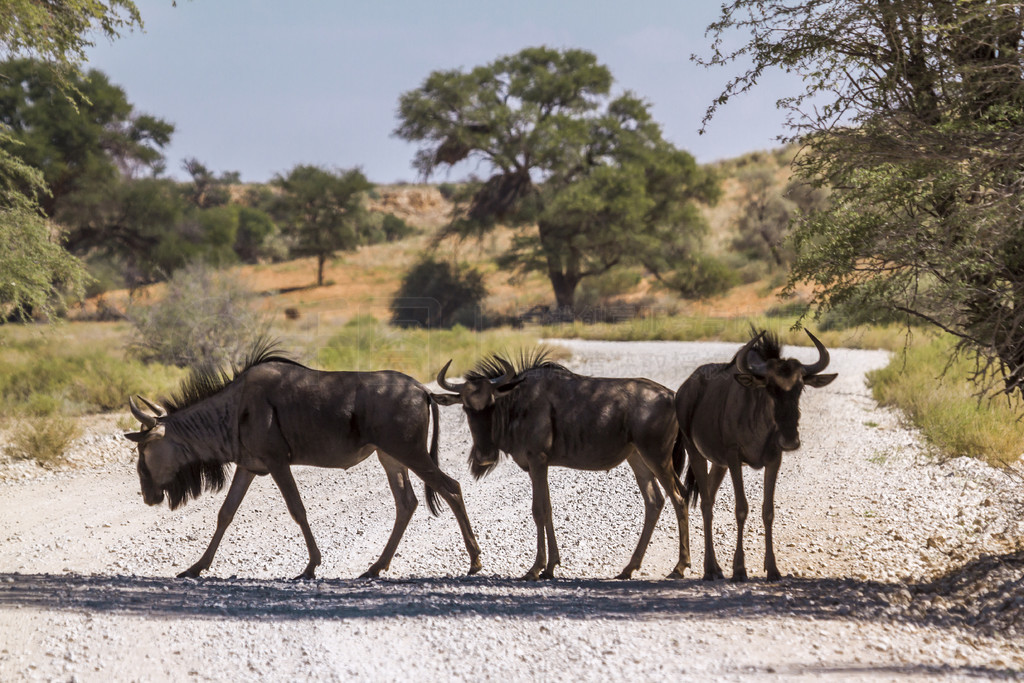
[{"left": 124, "top": 329, "right": 836, "bottom": 583}]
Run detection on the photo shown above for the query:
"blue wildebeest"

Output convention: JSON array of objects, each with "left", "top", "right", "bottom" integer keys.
[
  {"left": 676, "top": 329, "right": 836, "bottom": 582},
  {"left": 434, "top": 352, "right": 690, "bottom": 580},
  {"left": 124, "top": 343, "right": 481, "bottom": 579}
]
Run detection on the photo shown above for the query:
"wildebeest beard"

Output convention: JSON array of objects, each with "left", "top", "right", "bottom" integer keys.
[{"left": 160, "top": 457, "right": 229, "bottom": 510}]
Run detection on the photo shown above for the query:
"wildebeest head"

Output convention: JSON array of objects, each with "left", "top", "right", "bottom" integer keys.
[
  {"left": 733, "top": 330, "right": 837, "bottom": 451},
  {"left": 124, "top": 395, "right": 227, "bottom": 509},
  {"left": 434, "top": 357, "right": 523, "bottom": 474}
]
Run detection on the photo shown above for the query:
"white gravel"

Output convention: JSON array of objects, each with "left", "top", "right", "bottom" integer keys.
[{"left": 1, "top": 339, "right": 1022, "bottom": 681}]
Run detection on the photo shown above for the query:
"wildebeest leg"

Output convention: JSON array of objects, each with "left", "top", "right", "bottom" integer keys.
[
  {"left": 524, "top": 460, "right": 558, "bottom": 580},
  {"left": 692, "top": 460, "right": 729, "bottom": 580},
  {"left": 178, "top": 467, "right": 255, "bottom": 578},
  {"left": 616, "top": 454, "right": 665, "bottom": 579},
  {"left": 727, "top": 460, "right": 749, "bottom": 582},
  {"left": 640, "top": 450, "right": 691, "bottom": 579},
  {"left": 402, "top": 458, "right": 482, "bottom": 575},
  {"left": 361, "top": 453, "right": 418, "bottom": 579},
  {"left": 268, "top": 464, "right": 321, "bottom": 580},
  {"left": 762, "top": 454, "right": 783, "bottom": 581}
]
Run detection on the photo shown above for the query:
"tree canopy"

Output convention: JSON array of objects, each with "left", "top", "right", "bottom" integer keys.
[
  {"left": 699, "top": 0, "right": 1024, "bottom": 396},
  {"left": 0, "top": 0, "right": 143, "bottom": 319},
  {"left": 273, "top": 165, "right": 373, "bottom": 287},
  {"left": 395, "top": 46, "right": 719, "bottom": 312}
]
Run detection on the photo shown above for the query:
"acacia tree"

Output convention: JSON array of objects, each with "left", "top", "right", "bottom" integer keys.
[
  {"left": 0, "top": 0, "right": 142, "bottom": 318},
  {"left": 395, "top": 46, "right": 718, "bottom": 313},
  {"left": 699, "top": 1, "right": 1024, "bottom": 396},
  {"left": 273, "top": 165, "right": 373, "bottom": 287}
]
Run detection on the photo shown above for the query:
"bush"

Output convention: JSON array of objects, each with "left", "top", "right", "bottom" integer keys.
[
  {"left": 390, "top": 257, "right": 487, "bottom": 329},
  {"left": 127, "top": 262, "right": 270, "bottom": 367},
  {"left": 6, "top": 415, "right": 80, "bottom": 467},
  {"left": 672, "top": 254, "right": 740, "bottom": 299}
]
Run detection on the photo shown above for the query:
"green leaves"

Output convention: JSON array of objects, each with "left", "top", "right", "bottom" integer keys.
[
  {"left": 397, "top": 47, "right": 718, "bottom": 312},
  {"left": 701, "top": 1, "right": 1024, "bottom": 394},
  {"left": 273, "top": 165, "right": 373, "bottom": 286}
]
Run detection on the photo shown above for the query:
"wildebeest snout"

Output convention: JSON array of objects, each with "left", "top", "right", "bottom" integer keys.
[
  {"left": 778, "top": 434, "right": 801, "bottom": 451},
  {"left": 470, "top": 445, "right": 499, "bottom": 467}
]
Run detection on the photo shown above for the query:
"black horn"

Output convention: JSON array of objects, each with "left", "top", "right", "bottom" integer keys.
[
  {"left": 436, "top": 359, "right": 464, "bottom": 392},
  {"left": 736, "top": 331, "right": 768, "bottom": 377},
  {"left": 491, "top": 357, "right": 516, "bottom": 386},
  {"left": 129, "top": 395, "right": 158, "bottom": 429},
  {"left": 137, "top": 395, "right": 167, "bottom": 418},
  {"left": 801, "top": 330, "right": 830, "bottom": 376}
]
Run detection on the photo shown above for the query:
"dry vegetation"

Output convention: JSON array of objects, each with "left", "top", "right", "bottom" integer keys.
[{"left": 16, "top": 149, "right": 1017, "bottom": 469}]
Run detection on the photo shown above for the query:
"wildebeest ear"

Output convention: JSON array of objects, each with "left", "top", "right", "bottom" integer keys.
[
  {"left": 124, "top": 431, "right": 147, "bottom": 443},
  {"left": 495, "top": 376, "right": 526, "bottom": 394},
  {"left": 804, "top": 373, "right": 838, "bottom": 388},
  {"left": 734, "top": 373, "right": 767, "bottom": 389},
  {"left": 431, "top": 393, "right": 463, "bottom": 406}
]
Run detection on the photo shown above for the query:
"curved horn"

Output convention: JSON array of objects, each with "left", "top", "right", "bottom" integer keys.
[
  {"left": 736, "top": 331, "right": 768, "bottom": 377},
  {"left": 129, "top": 395, "right": 158, "bottom": 429},
  {"left": 490, "top": 357, "right": 516, "bottom": 386},
  {"left": 137, "top": 395, "right": 166, "bottom": 418},
  {"left": 436, "top": 359, "right": 464, "bottom": 392},
  {"left": 801, "top": 330, "right": 831, "bottom": 376}
]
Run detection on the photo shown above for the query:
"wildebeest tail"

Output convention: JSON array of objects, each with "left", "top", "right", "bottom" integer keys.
[
  {"left": 683, "top": 463, "right": 699, "bottom": 509},
  {"left": 425, "top": 393, "right": 442, "bottom": 516},
  {"left": 672, "top": 430, "right": 685, "bottom": 478}
]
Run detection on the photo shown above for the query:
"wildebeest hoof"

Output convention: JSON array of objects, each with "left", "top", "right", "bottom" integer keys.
[
  {"left": 359, "top": 567, "right": 383, "bottom": 579},
  {"left": 666, "top": 568, "right": 686, "bottom": 580},
  {"left": 730, "top": 569, "right": 748, "bottom": 583},
  {"left": 540, "top": 569, "right": 556, "bottom": 580},
  {"left": 292, "top": 570, "right": 316, "bottom": 581},
  {"left": 766, "top": 569, "right": 783, "bottom": 582},
  {"left": 177, "top": 567, "right": 203, "bottom": 579},
  {"left": 520, "top": 570, "right": 542, "bottom": 581},
  {"left": 614, "top": 569, "right": 635, "bottom": 580},
  {"left": 467, "top": 559, "right": 482, "bottom": 576}
]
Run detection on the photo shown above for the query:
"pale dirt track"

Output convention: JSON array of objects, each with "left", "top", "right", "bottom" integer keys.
[{"left": 1, "top": 340, "right": 1023, "bottom": 681}]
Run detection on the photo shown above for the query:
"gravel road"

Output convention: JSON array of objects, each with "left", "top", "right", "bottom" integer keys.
[{"left": 1, "top": 339, "right": 1022, "bottom": 681}]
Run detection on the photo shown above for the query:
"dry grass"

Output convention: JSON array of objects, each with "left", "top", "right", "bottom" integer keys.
[
  {"left": 868, "top": 337, "right": 1024, "bottom": 468},
  {"left": 5, "top": 415, "right": 81, "bottom": 467}
]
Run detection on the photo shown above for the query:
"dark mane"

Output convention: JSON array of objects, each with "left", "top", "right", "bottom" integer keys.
[
  {"left": 466, "top": 347, "right": 572, "bottom": 381},
  {"left": 465, "top": 347, "right": 570, "bottom": 480},
  {"left": 163, "top": 337, "right": 300, "bottom": 413},
  {"left": 727, "top": 327, "right": 783, "bottom": 368},
  {"left": 163, "top": 460, "right": 230, "bottom": 510},
  {"left": 752, "top": 328, "right": 783, "bottom": 360}
]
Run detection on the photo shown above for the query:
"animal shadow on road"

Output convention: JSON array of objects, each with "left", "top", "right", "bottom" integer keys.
[{"left": 0, "top": 569, "right": 1010, "bottom": 632}]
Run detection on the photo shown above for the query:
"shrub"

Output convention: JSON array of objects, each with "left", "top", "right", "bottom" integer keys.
[
  {"left": 127, "top": 262, "right": 270, "bottom": 367},
  {"left": 390, "top": 257, "right": 487, "bottom": 329},
  {"left": 6, "top": 415, "right": 80, "bottom": 467},
  {"left": 672, "top": 254, "right": 740, "bottom": 299}
]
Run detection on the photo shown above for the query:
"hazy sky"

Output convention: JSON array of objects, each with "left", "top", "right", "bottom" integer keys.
[{"left": 84, "top": 1, "right": 800, "bottom": 184}]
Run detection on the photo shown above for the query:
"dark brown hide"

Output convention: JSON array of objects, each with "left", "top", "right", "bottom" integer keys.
[
  {"left": 675, "top": 329, "right": 837, "bottom": 582},
  {"left": 435, "top": 351, "right": 690, "bottom": 580},
  {"left": 124, "top": 343, "right": 481, "bottom": 580}
]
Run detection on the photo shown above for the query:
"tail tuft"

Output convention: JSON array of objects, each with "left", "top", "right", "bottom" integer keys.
[
  {"left": 683, "top": 464, "right": 699, "bottom": 509},
  {"left": 425, "top": 394, "right": 442, "bottom": 517}
]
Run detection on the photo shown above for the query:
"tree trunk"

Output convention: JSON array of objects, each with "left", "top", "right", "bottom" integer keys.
[
  {"left": 316, "top": 254, "right": 326, "bottom": 287},
  {"left": 548, "top": 269, "right": 579, "bottom": 316}
]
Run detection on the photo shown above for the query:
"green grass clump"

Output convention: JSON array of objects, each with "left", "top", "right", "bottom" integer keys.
[
  {"left": 0, "top": 323, "right": 183, "bottom": 417},
  {"left": 316, "top": 316, "right": 554, "bottom": 382},
  {"left": 540, "top": 314, "right": 911, "bottom": 351},
  {"left": 5, "top": 415, "right": 81, "bottom": 467},
  {"left": 868, "top": 337, "right": 1024, "bottom": 468}
]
